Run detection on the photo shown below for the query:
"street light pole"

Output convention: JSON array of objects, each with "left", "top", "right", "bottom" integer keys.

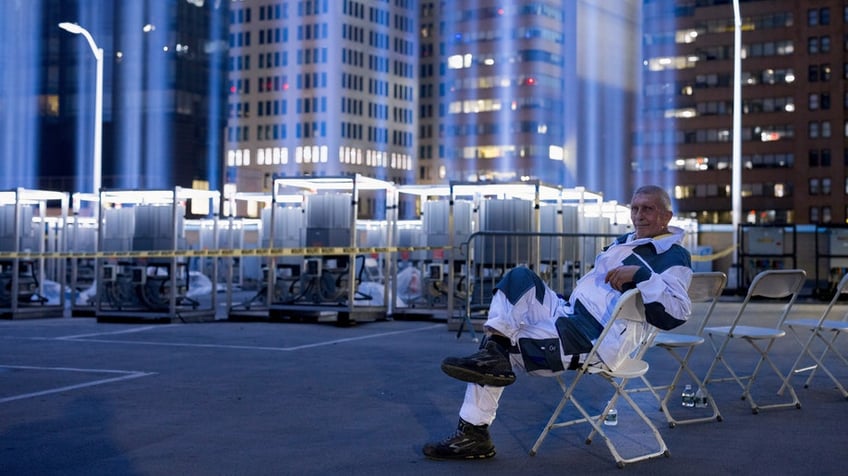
[
  {"left": 731, "top": 1, "right": 742, "bottom": 285},
  {"left": 59, "top": 22, "right": 103, "bottom": 194}
]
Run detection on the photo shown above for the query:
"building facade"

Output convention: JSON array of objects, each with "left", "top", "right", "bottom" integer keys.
[
  {"left": 226, "top": 1, "right": 642, "bottom": 207},
  {"left": 637, "top": 0, "right": 847, "bottom": 225},
  {"left": 418, "top": 1, "right": 642, "bottom": 205},
  {"left": 0, "top": 0, "right": 229, "bottom": 194},
  {"left": 224, "top": 0, "right": 420, "bottom": 197}
]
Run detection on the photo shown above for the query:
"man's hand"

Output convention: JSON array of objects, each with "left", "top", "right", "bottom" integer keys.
[{"left": 604, "top": 265, "right": 643, "bottom": 291}]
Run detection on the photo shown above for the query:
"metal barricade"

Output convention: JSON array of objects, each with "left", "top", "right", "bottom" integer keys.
[{"left": 455, "top": 230, "right": 621, "bottom": 339}]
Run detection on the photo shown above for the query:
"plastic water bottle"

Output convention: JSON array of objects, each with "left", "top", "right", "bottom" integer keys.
[
  {"left": 681, "top": 384, "right": 695, "bottom": 407},
  {"left": 694, "top": 387, "right": 708, "bottom": 408},
  {"left": 603, "top": 401, "right": 618, "bottom": 426}
]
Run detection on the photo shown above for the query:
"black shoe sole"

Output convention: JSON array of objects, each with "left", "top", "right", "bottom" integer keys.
[
  {"left": 441, "top": 363, "right": 516, "bottom": 387},
  {"left": 423, "top": 448, "right": 496, "bottom": 460}
]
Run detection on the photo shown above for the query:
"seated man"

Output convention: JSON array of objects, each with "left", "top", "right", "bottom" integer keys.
[{"left": 423, "top": 185, "right": 693, "bottom": 460}]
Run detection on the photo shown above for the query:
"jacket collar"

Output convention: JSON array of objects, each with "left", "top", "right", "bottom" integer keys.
[{"left": 615, "top": 226, "right": 685, "bottom": 254}]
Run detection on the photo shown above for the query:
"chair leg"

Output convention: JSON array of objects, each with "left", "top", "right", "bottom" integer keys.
[
  {"left": 705, "top": 336, "right": 800, "bottom": 413},
  {"left": 530, "top": 374, "right": 588, "bottom": 456},
  {"left": 532, "top": 373, "right": 670, "bottom": 467},
  {"left": 802, "top": 331, "right": 848, "bottom": 398},
  {"left": 742, "top": 338, "right": 801, "bottom": 413},
  {"left": 658, "top": 347, "right": 722, "bottom": 427},
  {"left": 584, "top": 389, "right": 621, "bottom": 444},
  {"left": 703, "top": 334, "right": 735, "bottom": 391},
  {"left": 779, "top": 326, "right": 818, "bottom": 397},
  {"left": 705, "top": 343, "right": 749, "bottom": 397},
  {"left": 634, "top": 373, "right": 665, "bottom": 406},
  {"left": 598, "top": 377, "right": 670, "bottom": 468}
]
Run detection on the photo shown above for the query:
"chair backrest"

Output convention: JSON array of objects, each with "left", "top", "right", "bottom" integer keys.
[
  {"left": 687, "top": 271, "right": 727, "bottom": 335},
  {"left": 730, "top": 269, "right": 806, "bottom": 331},
  {"left": 590, "top": 288, "right": 649, "bottom": 371},
  {"left": 818, "top": 272, "right": 848, "bottom": 324},
  {"left": 618, "top": 287, "right": 646, "bottom": 324}
]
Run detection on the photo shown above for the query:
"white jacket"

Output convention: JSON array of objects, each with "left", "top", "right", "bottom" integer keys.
[{"left": 572, "top": 226, "right": 693, "bottom": 369}]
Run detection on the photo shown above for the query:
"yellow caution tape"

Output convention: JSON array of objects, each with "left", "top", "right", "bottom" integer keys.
[
  {"left": 691, "top": 245, "right": 737, "bottom": 262},
  {"left": 0, "top": 246, "right": 447, "bottom": 260},
  {"left": 0, "top": 244, "right": 738, "bottom": 262}
]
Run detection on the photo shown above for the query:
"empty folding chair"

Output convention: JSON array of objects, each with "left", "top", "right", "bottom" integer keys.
[
  {"left": 781, "top": 272, "right": 848, "bottom": 399},
  {"left": 702, "top": 269, "right": 806, "bottom": 414},
  {"left": 529, "top": 289, "right": 669, "bottom": 468},
  {"left": 637, "top": 271, "right": 727, "bottom": 427}
]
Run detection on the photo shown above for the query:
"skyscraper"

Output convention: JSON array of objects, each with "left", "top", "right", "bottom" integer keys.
[
  {"left": 224, "top": 0, "right": 419, "bottom": 196},
  {"left": 637, "top": 0, "right": 846, "bottom": 225},
  {"left": 418, "top": 1, "right": 641, "bottom": 204},
  {"left": 1, "top": 0, "right": 228, "bottom": 193},
  {"left": 227, "top": 1, "right": 642, "bottom": 206}
]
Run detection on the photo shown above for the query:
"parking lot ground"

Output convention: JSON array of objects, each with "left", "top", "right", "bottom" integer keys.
[{"left": 0, "top": 300, "right": 846, "bottom": 475}]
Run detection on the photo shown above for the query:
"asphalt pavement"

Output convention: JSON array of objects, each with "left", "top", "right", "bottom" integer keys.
[{"left": 0, "top": 299, "right": 846, "bottom": 475}]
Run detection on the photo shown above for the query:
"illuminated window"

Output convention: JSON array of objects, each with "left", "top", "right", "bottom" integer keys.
[
  {"left": 447, "top": 54, "right": 471, "bottom": 69},
  {"left": 810, "top": 207, "right": 820, "bottom": 223},
  {"left": 548, "top": 145, "right": 564, "bottom": 161},
  {"left": 823, "top": 206, "right": 832, "bottom": 223}
]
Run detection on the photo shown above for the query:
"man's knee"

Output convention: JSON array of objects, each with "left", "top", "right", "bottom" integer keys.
[{"left": 495, "top": 267, "right": 545, "bottom": 305}]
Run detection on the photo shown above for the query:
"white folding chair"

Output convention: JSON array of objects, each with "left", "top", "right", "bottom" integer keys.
[
  {"left": 702, "top": 269, "right": 806, "bottom": 414},
  {"left": 637, "top": 271, "right": 727, "bottom": 427},
  {"left": 781, "top": 272, "right": 848, "bottom": 399},
  {"left": 529, "top": 289, "right": 669, "bottom": 468}
]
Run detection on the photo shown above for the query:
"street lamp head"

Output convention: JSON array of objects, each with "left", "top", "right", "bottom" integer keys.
[
  {"left": 57, "top": 20, "right": 103, "bottom": 195},
  {"left": 58, "top": 22, "right": 85, "bottom": 35},
  {"left": 58, "top": 22, "right": 102, "bottom": 59}
]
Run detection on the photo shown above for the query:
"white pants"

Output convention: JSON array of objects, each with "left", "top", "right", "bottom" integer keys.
[{"left": 459, "top": 286, "right": 566, "bottom": 426}]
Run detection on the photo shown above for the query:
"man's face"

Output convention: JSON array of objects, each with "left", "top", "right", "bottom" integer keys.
[{"left": 629, "top": 193, "right": 672, "bottom": 239}]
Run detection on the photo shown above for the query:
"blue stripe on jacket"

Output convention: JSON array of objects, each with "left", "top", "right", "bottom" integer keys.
[
  {"left": 622, "top": 242, "right": 692, "bottom": 330},
  {"left": 493, "top": 267, "right": 546, "bottom": 306}
]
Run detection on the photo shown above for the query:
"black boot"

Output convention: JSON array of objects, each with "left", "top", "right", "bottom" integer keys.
[
  {"left": 441, "top": 339, "right": 516, "bottom": 387},
  {"left": 422, "top": 418, "right": 496, "bottom": 460}
]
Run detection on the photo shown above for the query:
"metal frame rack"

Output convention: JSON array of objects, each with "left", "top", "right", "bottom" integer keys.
[
  {"left": 252, "top": 175, "right": 398, "bottom": 324},
  {"left": 736, "top": 224, "right": 797, "bottom": 291},
  {"left": 813, "top": 224, "right": 848, "bottom": 299},
  {"left": 94, "top": 187, "right": 220, "bottom": 323},
  {"left": 0, "top": 188, "right": 69, "bottom": 319}
]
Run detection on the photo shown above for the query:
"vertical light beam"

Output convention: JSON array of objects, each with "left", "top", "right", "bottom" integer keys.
[
  {"left": 732, "top": 0, "right": 742, "bottom": 266},
  {"left": 206, "top": 1, "right": 224, "bottom": 191},
  {"left": 0, "top": 2, "right": 41, "bottom": 189},
  {"left": 142, "top": 1, "right": 172, "bottom": 188},
  {"left": 116, "top": 2, "right": 144, "bottom": 188},
  {"left": 497, "top": 4, "right": 515, "bottom": 180}
]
